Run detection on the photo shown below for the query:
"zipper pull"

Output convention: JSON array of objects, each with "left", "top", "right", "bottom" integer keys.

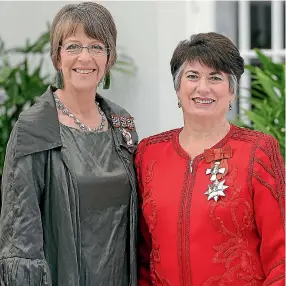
[{"left": 190, "top": 160, "right": 193, "bottom": 173}]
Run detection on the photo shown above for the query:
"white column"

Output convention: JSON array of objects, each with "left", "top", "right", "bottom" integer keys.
[
  {"left": 271, "top": 0, "right": 284, "bottom": 63},
  {"left": 185, "top": 0, "right": 216, "bottom": 38},
  {"left": 238, "top": 1, "right": 251, "bottom": 125},
  {"left": 215, "top": 1, "right": 239, "bottom": 120}
]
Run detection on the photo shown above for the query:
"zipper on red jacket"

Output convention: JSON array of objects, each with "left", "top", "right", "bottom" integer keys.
[{"left": 179, "top": 157, "right": 199, "bottom": 286}]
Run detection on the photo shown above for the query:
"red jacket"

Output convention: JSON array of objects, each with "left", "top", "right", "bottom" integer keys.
[{"left": 135, "top": 125, "right": 285, "bottom": 286}]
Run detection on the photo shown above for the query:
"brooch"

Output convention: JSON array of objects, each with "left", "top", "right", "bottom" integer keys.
[
  {"left": 120, "top": 128, "right": 133, "bottom": 146},
  {"left": 111, "top": 114, "right": 135, "bottom": 146},
  {"left": 203, "top": 145, "right": 232, "bottom": 202},
  {"left": 111, "top": 114, "right": 135, "bottom": 130}
]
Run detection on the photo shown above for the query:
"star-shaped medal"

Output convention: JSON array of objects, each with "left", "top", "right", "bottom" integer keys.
[
  {"left": 204, "top": 179, "right": 229, "bottom": 202},
  {"left": 206, "top": 161, "right": 226, "bottom": 181}
]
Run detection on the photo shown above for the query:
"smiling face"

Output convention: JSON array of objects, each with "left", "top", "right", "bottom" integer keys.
[
  {"left": 177, "top": 60, "right": 235, "bottom": 120},
  {"left": 57, "top": 24, "right": 108, "bottom": 92}
]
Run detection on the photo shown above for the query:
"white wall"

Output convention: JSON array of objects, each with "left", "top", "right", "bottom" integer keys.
[
  {"left": 0, "top": 1, "right": 217, "bottom": 139},
  {"left": 101, "top": 1, "right": 163, "bottom": 139}
]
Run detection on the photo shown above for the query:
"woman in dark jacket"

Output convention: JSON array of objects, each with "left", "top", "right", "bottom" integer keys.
[{"left": 0, "top": 2, "right": 138, "bottom": 285}]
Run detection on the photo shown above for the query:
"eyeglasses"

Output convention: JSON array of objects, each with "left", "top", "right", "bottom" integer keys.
[{"left": 61, "top": 43, "right": 109, "bottom": 56}]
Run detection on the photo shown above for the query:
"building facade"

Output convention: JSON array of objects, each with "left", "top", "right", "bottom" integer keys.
[{"left": 0, "top": 1, "right": 285, "bottom": 139}]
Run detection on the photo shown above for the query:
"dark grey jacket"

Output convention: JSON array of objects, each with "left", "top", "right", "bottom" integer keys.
[{"left": 0, "top": 86, "right": 138, "bottom": 286}]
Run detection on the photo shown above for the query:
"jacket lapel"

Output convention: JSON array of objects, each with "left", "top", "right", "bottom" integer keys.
[{"left": 15, "top": 86, "right": 62, "bottom": 158}]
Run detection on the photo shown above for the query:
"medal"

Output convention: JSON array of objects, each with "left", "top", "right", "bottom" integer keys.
[
  {"left": 204, "top": 179, "right": 229, "bottom": 201},
  {"left": 204, "top": 160, "right": 229, "bottom": 202}
]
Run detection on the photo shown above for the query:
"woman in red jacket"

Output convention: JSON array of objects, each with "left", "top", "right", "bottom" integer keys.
[{"left": 135, "top": 32, "right": 285, "bottom": 286}]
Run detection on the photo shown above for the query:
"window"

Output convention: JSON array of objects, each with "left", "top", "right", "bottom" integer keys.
[
  {"left": 237, "top": 1, "right": 285, "bottom": 123},
  {"left": 216, "top": 1, "right": 285, "bottom": 122}
]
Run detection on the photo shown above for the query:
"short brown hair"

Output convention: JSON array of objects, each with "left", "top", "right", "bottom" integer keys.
[
  {"left": 170, "top": 32, "right": 244, "bottom": 92},
  {"left": 50, "top": 2, "right": 117, "bottom": 72}
]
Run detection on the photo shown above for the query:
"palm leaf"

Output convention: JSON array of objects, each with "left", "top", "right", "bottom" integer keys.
[{"left": 234, "top": 50, "right": 285, "bottom": 158}]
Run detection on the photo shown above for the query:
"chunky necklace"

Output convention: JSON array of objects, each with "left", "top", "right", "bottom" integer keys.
[{"left": 53, "top": 93, "right": 106, "bottom": 132}]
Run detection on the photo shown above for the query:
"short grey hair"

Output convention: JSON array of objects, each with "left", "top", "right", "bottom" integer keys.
[
  {"left": 173, "top": 62, "right": 238, "bottom": 95},
  {"left": 50, "top": 2, "right": 117, "bottom": 72},
  {"left": 171, "top": 32, "right": 244, "bottom": 95}
]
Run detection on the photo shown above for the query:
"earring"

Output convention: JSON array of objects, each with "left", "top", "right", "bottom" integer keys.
[
  {"left": 56, "top": 69, "right": 64, "bottom": 89},
  {"left": 103, "top": 72, "right": 110, "bottom": 90},
  {"left": 229, "top": 102, "right": 232, "bottom": 111},
  {"left": 177, "top": 99, "right": 182, "bottom": 108}
]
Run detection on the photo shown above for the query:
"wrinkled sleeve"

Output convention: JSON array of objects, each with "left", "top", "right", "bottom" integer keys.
[
  {"left": 0, "top": 125, "right": 52, "bottom": 285},
  {"left": 252, "top": 135, "right": 285, "bottom": 285},
  {"left": 135, "top": 139, "right": 152, "bottom": 286}
]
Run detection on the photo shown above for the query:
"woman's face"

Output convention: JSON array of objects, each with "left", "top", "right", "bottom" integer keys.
[
  {"left": 57, "top": 24, "right": 108, "bottom": 92},
  {"left": 177, "top": 61, "right": 234, "bottom": 120}
]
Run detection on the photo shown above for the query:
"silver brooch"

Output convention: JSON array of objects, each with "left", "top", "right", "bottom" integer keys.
[
  {"left": 120, "top": 128, "right": 133, "bottom": 146},
  {"left": 111, "top": 114, "right": 135, "bottom": 130}
]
